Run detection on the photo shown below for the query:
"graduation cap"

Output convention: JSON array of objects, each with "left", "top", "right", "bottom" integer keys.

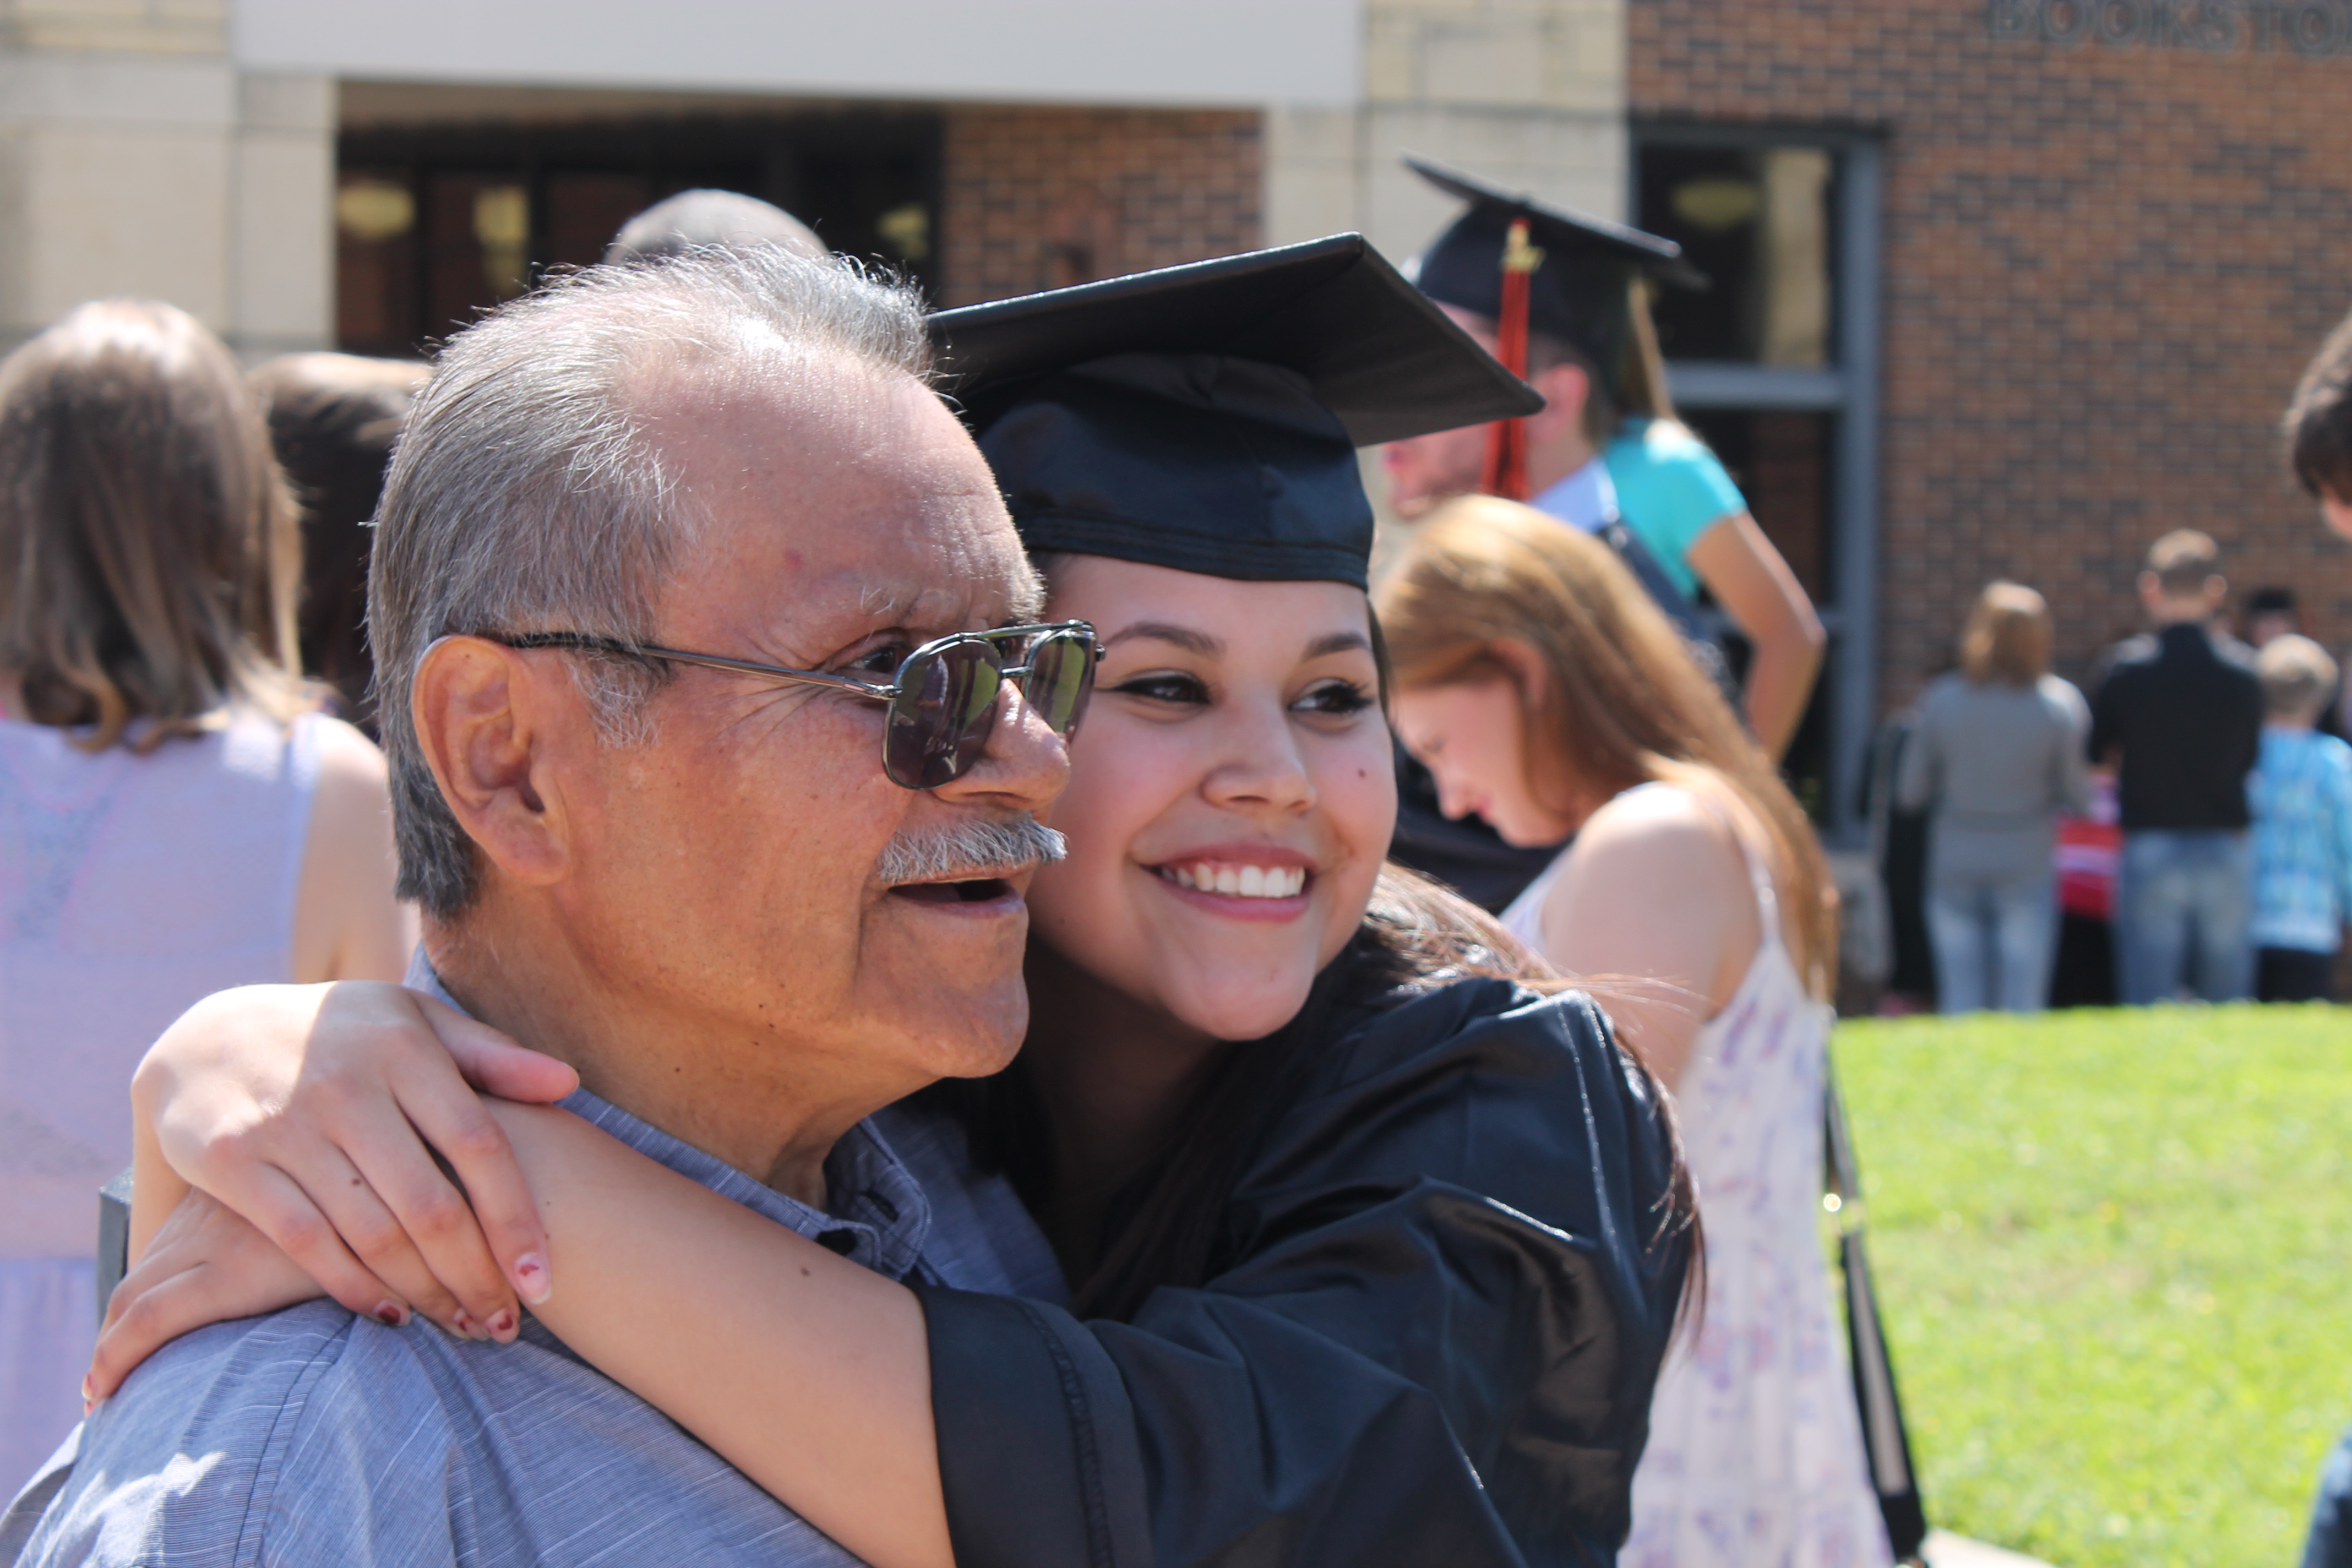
[
  {"left": 1402, "top": 154, "right": 1702, "bottom": 500},
  {"left": 929, "top": 233, "right": 1540, "bottom": 590}
]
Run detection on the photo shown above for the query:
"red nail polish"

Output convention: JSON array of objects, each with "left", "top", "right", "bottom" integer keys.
[
  {"left": 373, "top": 1302, "right": 407, "bottom": 1327},
  {"left": 452, "top": 1311, "right": 479, "bottom": 1340},
  {"left": 486, "top": 1308, "right": 517, "bottom": 1339}
]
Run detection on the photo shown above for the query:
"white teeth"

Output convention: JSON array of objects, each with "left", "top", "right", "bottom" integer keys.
[{"left": 1162, "top": 863, "right": 1308, "bottom": 899}]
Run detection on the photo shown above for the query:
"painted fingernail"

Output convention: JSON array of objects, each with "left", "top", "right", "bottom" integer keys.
[
  {"left": 512, "top": 1253, "right": 551, "bottom": 1305},
  {"left": 373, "top": 1302, "right": 409, "bottom": 1327},
  {"left": 451, "top": 1310, "right": 479, "bottom": 1340},
  {"left": 485, "top": 1308, "right": 518, "bottom": 1340}
]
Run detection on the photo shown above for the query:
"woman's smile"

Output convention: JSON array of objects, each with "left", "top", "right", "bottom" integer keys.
[{"left": 1144, "top": 842, "right": 1317, "bottom": 917}]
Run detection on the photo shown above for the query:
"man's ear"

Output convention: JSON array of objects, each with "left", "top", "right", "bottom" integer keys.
[
  {"left": 411, "top": 636, "right": 573, "bottom": 888},
  {"left": 2137, "top": 570, "right": 2165, "bottom": 613},
  {"left": 2203, "top": 574, "right": 2229, "bottom": 611},
  {"left": 1522, "top": 361, "right": 1592, "bottom": 447}
]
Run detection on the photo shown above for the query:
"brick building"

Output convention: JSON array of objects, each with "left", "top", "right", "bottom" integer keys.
[{"left": 1627, "top": 0, "right": 2352, "bottom": 829}]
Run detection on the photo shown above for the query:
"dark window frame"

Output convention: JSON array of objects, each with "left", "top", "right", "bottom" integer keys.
[{"left": 1632, "top": 121, "right": 1885, "bottom": 846}]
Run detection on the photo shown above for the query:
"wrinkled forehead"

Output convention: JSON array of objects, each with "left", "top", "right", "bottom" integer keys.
[{"left": 633, "top": 356, "right": 1038, "bottom": 640}]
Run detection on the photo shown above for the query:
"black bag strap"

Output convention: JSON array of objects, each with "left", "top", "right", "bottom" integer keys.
[{"left": 1825, "top": 1068, "right": 1930, "bottom": 1564}]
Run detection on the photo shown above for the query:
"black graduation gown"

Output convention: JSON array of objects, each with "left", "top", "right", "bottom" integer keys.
[{"left": 917, "top": 977, "right": 1689, "bottom": 1568}]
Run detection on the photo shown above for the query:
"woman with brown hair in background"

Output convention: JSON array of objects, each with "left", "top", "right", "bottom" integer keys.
[
  {"left": 0, "top": 301, "right": 412, "bottom": 1484},
  {"left": 1377, "top": 493, "right": 1887, "bottom": 1566},
  {"left": 248, "top": 352, "right": 428, "bottom": 732},
  {"left": 1896, "top": 582, "right": 2091, "bottom": 1014}
]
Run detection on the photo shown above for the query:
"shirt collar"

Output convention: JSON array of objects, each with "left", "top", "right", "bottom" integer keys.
[
  {"left": 405, "top": 951, "right": 933, "bottom": 1281},
  {"left": 1527, "top": 455, "right": 1619, "bottom": 533}
]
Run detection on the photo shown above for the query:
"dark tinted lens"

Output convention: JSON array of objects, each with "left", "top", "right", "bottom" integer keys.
[
  {"left": 1021, "top": 629, "right": 1095, "bottom": 736},
  {"left": 885, "top": 640, "right": 1001, "bottom": 790}
]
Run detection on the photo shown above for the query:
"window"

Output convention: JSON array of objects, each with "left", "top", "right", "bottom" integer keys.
[
  {"left": 1634, "top": 128, "right": 1882, "bottom": 841},
  {"left": 335, "top": 112, "right": 941, "bottom": 358}
]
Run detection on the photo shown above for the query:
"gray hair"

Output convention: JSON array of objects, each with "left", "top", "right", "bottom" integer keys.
[
  {"left": 370, "top": 248, "right": 933, "bottom": 920},
  {"left": 874, "top": 815, "right": 1068, "bottom": 887}
]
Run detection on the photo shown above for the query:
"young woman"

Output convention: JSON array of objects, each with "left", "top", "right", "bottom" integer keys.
[
  {"left": 0, "top": 301, "right": 412, "bottom": 1484},
  {"left": 1896, "top": 582, "right": 2092, "bottom": 1014},
  {"left": 86, "top": 242, "right": 1691, "bottom": 1567},
  {"left": 1376, "top": 494, "right": 1888, "bottom": 1566}
]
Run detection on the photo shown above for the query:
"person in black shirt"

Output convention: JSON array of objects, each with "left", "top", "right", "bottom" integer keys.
[{"left": 2087, "top": 529, "right": 2263, "bottom": 1003}]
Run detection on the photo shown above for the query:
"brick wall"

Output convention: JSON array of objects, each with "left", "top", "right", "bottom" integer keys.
[
  {"left": 1631, "top": 0, "right": 2352, "bottom": 708},
  {"left": 937, "top": 105, "right": 1262, "bottom": 307}
]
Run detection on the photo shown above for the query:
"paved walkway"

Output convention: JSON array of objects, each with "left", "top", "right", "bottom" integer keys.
[{"left": 1924, "top": 1529, "right": 2058, "bottom": 1568}]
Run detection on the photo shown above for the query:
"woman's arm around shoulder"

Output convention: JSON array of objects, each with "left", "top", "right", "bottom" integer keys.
[
  {"left": 921, "top": 977, "right": 1691, "bottom": 1568},
  {"left": 291, "top": 717, "right": 416, "bottom": 984},
  {"left": 1536, "top": 782, "right": 1760, "bottom": 1088}
]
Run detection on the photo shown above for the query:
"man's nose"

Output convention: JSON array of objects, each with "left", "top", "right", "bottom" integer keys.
[{"left": 933, "top": 679, "right": 1070, "bottom": 813}]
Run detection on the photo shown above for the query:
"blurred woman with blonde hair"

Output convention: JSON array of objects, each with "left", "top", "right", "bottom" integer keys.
[
  {"left": 1377, "top": 493, "right": 1887, "bottom": 1567},
  {"left": 1896, "top": 581, "right": 2091, "bottom": 1014},
  {"left": 0, "top": 300, "right": 412, "bottom": 1482}
]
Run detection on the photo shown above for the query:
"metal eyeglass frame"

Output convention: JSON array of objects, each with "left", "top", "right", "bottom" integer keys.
[{"left": 491, "top": 620, "right": 1102, "bottom": 786}]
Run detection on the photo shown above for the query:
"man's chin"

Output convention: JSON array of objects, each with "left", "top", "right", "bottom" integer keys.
[
  {"left": 900, "top": 984, "right": 1030, "bottom": 1081},
  {"left": 861, "top": 906, "right": 1033, "bottom": 1077}
]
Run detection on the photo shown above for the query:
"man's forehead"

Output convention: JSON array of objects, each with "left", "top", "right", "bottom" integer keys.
[{"left": 727, "top": 545, "right": 1044, "bottom": 644}]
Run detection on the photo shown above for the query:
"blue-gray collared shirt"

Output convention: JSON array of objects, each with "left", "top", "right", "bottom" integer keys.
[{"left": 2, "top": 965, "right": 1063, "bottom": 1567}]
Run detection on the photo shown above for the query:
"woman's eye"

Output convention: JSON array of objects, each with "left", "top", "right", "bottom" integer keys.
[
  {"left": 1109, "top": 671, "right": 1210, "bottom": 706},
  {"left": 1294, "top": 680, "right": 1377, "bottom": 717}
]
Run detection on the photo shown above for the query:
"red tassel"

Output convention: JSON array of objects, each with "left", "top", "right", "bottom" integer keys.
[{"left": 1480, "top": 217, "right": 1544, "bottom": 503}]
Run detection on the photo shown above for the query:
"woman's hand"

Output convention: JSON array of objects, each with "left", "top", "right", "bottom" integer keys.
[
  {"left": 130, "top": 981, "right": 579, "bottom": 1342},
  {"left": 86, "top": 1189, "right": 330, "bottom": 1403}
]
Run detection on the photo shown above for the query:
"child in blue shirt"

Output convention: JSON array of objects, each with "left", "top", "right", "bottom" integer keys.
[{"left": 2249, "top": 634, "right": 2352, "bottom": 1001}]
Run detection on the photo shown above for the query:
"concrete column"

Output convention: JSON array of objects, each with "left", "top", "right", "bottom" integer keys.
[
  {"left": 0, "top": 0, "right": 332, "bottom": 357},
  {"left": 1262, "top": 0, "right": 1629, "bottom": 556},
  {"left": 230, "top": 72, "right": 336, "bottom": 360},
  {"left": 1265, "top": 0, "right": 1628, "bottom": 262}
]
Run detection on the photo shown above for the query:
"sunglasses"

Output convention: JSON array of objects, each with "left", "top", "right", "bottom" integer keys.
[{"left": 496, "top": 621, "right": 1100, "bottom": 790}]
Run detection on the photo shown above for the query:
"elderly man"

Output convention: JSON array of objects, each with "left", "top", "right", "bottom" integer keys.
[{"left": 2, "top": 249, "right": 1075, "bottom": 1564}]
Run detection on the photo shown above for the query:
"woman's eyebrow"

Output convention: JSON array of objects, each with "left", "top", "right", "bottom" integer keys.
[
  {"left": 1105, "top": 621, "right": 1222, "bottom": 656},
  {"left": 1303, "top": 630, "right": 1373, "bottom": 660}
]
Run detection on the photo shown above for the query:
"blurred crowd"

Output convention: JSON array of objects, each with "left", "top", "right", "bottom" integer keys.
[{"left": 1877, "top": 522, "right": 2352, "bottom": 1015}]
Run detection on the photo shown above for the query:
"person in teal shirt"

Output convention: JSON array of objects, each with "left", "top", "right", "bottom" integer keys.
[{"left": 1385, "top": 159, "right": 1826, "bottom": 763}]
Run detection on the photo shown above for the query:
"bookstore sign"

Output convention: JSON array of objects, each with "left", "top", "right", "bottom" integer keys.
[{"left": 1987, "top": 0, "right": 2352, "bottom": 53}]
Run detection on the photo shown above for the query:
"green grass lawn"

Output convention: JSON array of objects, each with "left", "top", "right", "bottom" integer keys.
[{"left": 1834, "top": 1005, "right": 2352, "bottom": 1567}]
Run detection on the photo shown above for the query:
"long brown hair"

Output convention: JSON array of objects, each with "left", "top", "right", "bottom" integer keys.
[
  {"left": 0, "top": 300, "right": 305, "bottom": 753},
  {"left": 1376, "top": 494, "right": 1838, "bottom": 998},
  {"left": 250, "top": 352, "right": 427, "bottom": 731},
  {"left": 1958, "top": 581, "right": 2052, "bottom": 688}
]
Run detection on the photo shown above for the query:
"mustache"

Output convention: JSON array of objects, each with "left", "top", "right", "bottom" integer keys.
[{"left": 874, "top": 814, "right": 1068, "bottom": 885}]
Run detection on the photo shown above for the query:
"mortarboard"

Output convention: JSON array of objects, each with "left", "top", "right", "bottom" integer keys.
[
  {"left": 1402, "top": 155, "right": 1702, "bottom": 500},
  {"left": 929, "top": 233, "right": 1541, "bottom": 591},
  {"left": 1407, "top": 154, "right": 1703, "bottom": 362}
]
